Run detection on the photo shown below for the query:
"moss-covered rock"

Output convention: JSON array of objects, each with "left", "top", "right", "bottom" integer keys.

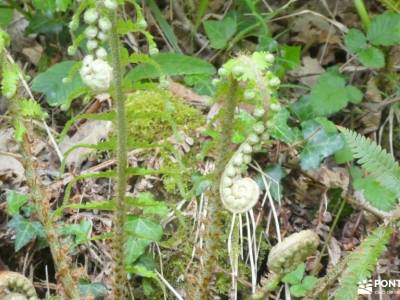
[{"left": 126, "top": 88, "right": 204, "bottom": 144}]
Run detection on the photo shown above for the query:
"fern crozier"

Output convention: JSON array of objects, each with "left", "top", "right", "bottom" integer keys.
[{"left": 268, "top": 230, "right": 320, "bottom": 274}]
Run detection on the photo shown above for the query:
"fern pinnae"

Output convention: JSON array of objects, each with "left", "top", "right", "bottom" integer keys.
[
  {"left": 340, "top": 128, "right": 400, "bottom": 198},
  {"left": 334, "top": 225, "right": 393, "bottom": 300}
]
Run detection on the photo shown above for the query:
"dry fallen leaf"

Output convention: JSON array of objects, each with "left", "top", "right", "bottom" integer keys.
[
  {"left": 0, "top": 155, "right": 25, "bottom": 184},
  {"left": 290, "top": 56, "right": 324, "bottom": 87},
  {"left": 59, "top": 120, "right": 113, "bottom": 169}
]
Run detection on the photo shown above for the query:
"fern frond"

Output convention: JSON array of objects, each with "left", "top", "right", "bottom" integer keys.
[
  {"left": 335, "top": 225, "right": 393, "bottom": 300},
  {"left": 340, "top": 128, "right": 400, "bottom": 198},
  {"left": 378, "top": 0, "right": 400, "bottom": 13},
  {"left": 1, "top": 59, "right": 19, "bottom": 98}
]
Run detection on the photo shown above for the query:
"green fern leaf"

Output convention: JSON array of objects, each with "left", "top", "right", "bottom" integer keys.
[
  {"left": 379, "top": 0, "right": 400, "bottom": 13},
  {"left": 1, "top": 59, "right": 19, "bottom": 98},
  {"left": 0, "top": 29, "right": 10, "bottom": 52},
  {"left": 340, "top": 128, "right": 400, "bottom": 198},
  {"left": 19, "top": 99, "right": 48, "bottom": 119},
  {"left": 335, "top": 225, "right": 393, "bottom": 300}
]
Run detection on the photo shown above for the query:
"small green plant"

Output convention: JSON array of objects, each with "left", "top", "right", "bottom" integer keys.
[
  {"left": 281, "top": 263, "right": 318, "bottom": 298},
  {"left": 345, "top": 11, "right": 400, "bottom": 68}
]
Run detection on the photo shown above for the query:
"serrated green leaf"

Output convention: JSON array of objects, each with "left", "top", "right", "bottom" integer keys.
[
  {"left": 357, "top": 46, "right": 385, "bottom": 68},
  {"left": 126, "top": 53, "right": 215, "bottom": 81},
  {"left": 1, "top": 60, "right": 19, "bottom": 98},
  {"left": 309, "top": 71, "right": 360, "bottom": 116},
  {"left": 345, "top": 85, "right": 363, "bottom": 104},
  {"left": 302, "top": 276, "right": 318, "bottom": 290},
  {"left": 345, "top": 29, "right": 367, "bottom": 52},
  {"left": 6, "top": 191, "right": 28, "bottom": 216},
  {"left": 282, "top": 263, "right": 305, "bottom": 285},
  {"left": 367, "top": 13, "right": 400, "bottom": 46},
  {"left": 290, "top": 284, "right": 308, "bottom": 297},
  {"left": 31, "top": 61, "right": 86, "bottom": 108},
  {"left": 203, "top": 16, "right": 237, "bottom": 49},
  {"left": 300, "top": 120, "right": 344, "bottom": 170}
]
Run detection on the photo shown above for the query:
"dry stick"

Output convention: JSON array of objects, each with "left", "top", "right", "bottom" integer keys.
[
  {"left": 194, "top": 76, "right": 239, "bottom": 300},
  {"left": 109, "top": 8, "right": 129, "bottom": 300}
]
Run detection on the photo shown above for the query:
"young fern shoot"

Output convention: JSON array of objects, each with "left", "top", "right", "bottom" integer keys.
[
  {"left": 195, "top": 52, "right": 283, "bottom": 298},
  {"left": 0, "top": 30, "right": 79, "bottom": 299}
]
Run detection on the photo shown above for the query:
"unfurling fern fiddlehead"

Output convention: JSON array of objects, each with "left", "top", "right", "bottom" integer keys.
[
  {"left": 253, "top": 230, "right": 320, "bottom": 299},
  {"left": 0, "top": 271, "right": 37, "bottom": 300},
  {"left": 217, "top": 52, "right": 279, "bottom": 214},
  {"left": 195, "top": 52, "right": 285, "bottom": 298}
]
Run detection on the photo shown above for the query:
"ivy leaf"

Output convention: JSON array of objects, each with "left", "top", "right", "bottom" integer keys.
[
  {"left": 351, "top": 167, "right": 397, "bottom": 211},
  {"left": 203, "top": 16, "right": 237, "bottom": 49},
  {"left": 61, "top": 220, "right": 92, "bottom": 245},
  {"left": 6, "top": 191, "right": 28, "bottom": 216},
  {"left": 32, "top": 61, "right": 86, "bottom": 109},
  {"left": 367, "top": 13, "right": 400, "bottom": 46},
  {"left": 282, "top": 263, "right": 305, "bottom": 285},
  {"left": 124, "top": 217, "right": 163, "bottom": 264},
  {"left": 300, "top": 120, "right": 344, "bottom": 170},
  {"left": 345, "top": 29, "right": 367, "bottom": 52},
  {"left": 309, "top": 71, "right": 362, "bottom": 116},
  {"left": 8, "top": 214, "right": 45, "bottom": 251},
  {"left": 124, "top": 238, "right": 151, "bottom": 265},
  {"left": 79, "top": 282, "right": 109, "bottom": 299},
  {"left": 126, "top": 217, "right": 163, "bottom": 241},
  {"left": 357, "top": 47, "right": 385, "bottom": 69},
  {"left": 268, "top": 109, "right": 302, "bottom": 144}
]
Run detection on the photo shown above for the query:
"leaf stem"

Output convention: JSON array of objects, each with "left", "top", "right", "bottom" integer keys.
[{"left": 354, "top": 0, "right": 371, "bottom": 30}]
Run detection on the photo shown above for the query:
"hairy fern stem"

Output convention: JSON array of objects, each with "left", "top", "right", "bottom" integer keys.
[
  {"left": 109, "top": 8, "right": 129, "bottom": 299},
  {"left": 194, "top": 76, "right": 239, "bottom": 299},
  {"left": 20, "top": 126, "right": 79, "bottom": 299}
]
